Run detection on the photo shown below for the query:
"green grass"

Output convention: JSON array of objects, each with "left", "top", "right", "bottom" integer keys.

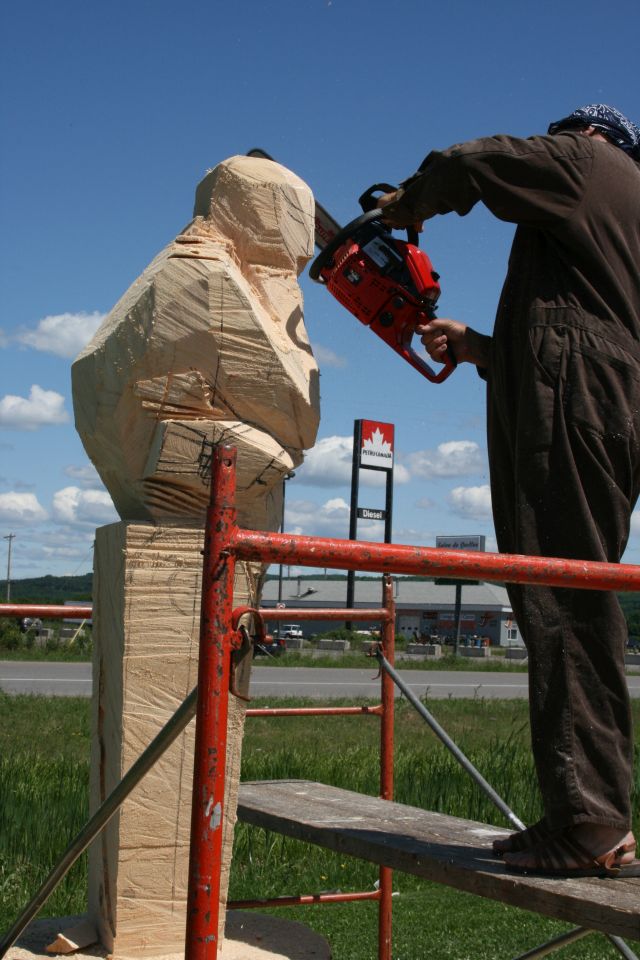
[
  {"left": 255, "top": 649, "right": 531, "bottom": 670},
  {"left": 1, "top": 693, "right": 640, "bottom": 958},
  {"left": 0, "top": 692, "right": 91, "bottom": 761},
  {"left": 0, "top": 647, "right": 91, "bottom": 662}
]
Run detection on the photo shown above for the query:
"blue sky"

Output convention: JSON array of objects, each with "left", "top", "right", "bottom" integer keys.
[{"left": 1, "top": 0, "right": 639, "bottom": 580}]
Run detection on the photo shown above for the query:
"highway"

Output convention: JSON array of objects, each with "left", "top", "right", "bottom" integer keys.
[{"left": 2, "top": 660, "right": 640, "bottom": 700}]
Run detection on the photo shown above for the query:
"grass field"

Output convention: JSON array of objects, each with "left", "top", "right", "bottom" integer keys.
[{"left": 1, "top": 692, "right": 640, "bottom": 959}]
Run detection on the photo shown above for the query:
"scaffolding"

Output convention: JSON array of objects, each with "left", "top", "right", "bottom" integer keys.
[{"left": 2, "top": 442, "right": 640, "bottom": 960}]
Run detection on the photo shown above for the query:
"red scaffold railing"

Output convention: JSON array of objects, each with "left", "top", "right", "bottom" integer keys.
[
  {"left": 184, "top": 444, "right": 640, "bottom": 960},
  {"left": 184, "top": 442, "right": 398, "bottom": 960},
  {"left": 4, "top": 441, "right": 640, "bottom": 960}
]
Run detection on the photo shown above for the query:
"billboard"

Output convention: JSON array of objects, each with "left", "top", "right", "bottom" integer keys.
[
  {"left": 359, "top": 420, "right": 394, "bottom": 471},
  {"left": 435, "top": 535, "right": 486, "bottom": 585},
  {"left": 436, "top": 535, "right": 486, "bottom": 551}
]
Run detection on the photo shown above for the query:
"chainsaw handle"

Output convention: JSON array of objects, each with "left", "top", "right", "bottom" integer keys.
[
  {"left": 358, "top": 184, "right": 420, "bottom": 246},
  {"left": 358, "top": 183, "right": 397, "bottom": 213},
  {"left": 398, "top": 337, "right": 457, "bottom": 384}
]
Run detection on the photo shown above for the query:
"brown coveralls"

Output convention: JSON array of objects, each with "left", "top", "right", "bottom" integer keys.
[{"left": 384, "top": 132, "right": 640, "bottom": 831}]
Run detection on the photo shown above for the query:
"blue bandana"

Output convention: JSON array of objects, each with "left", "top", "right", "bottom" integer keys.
[{"left": 548, "top": 104, "right": 640, "bottom": 160}]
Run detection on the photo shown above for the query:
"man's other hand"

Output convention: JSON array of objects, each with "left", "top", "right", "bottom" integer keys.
[{"left": 417, "top": 318, "right": 491, "bottom": 368}]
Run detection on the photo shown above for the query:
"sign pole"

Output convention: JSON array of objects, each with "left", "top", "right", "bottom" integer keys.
[
  {"left": 346, "top": 420, "right": 362, "bottom": 626},
  {"left": 347, "top": 419, "right": 395, "bottom": 630},
  {"left": 453, "top": 582, "right": 462, "bottom": 657},
  {"left": 384, "top": 470, "right": 393, "bottom": 545},
  {"left": 435, "top": 536, "right": 486, "bottom": 656}
]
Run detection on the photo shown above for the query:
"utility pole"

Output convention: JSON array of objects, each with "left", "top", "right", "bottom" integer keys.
[{"left": 4, "top": 533, "right": 15, "bottom": 603}]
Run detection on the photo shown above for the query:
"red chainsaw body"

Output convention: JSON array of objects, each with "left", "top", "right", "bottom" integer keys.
[{"left": 315, "top": 224, "right": 454, "bottom": 383}]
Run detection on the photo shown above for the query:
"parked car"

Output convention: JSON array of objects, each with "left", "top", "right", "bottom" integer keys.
[
  {"left": 281, "top": 624, "right": 303, "bottom": 640},
  {"left": 252, "top": 633, "right": 287, "bottom": 657}
]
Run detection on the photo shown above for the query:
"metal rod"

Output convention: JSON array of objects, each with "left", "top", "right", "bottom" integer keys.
[
  {"left": 378, "top": 576, "right": 395, "bottom": 960},
  {"left": 262, "top": 607, "right": 389, "bottom": 621},
  {"left": 185, "top": 445, "right": 237, "bottom": 960},
  {"left": 346, "top": 419, "right": 362, "bottom": 628},
  {"left": 0, "top": 686, "right": 198, "bottom": 960},
  {"left": 512, "top": 927, "right": 639, "bottom": 960},
  {"left": 231, "top": 529, "right": 640, "bottom": 592},
  {"left": 607, "top": 935, "right": 640, "bottom": 959},
  {"left": 0, "top": 604, "right": 390, "bottom": 623},
  {"left": 229, "top": 890, "right": 380, "bottom": 909},
  {"left": 0, "top": 604, "right": 94, "bottom": 619},
  {"left": 247, "top": 705, "right": 383, "bottom": 718},
  {"left": 512, "top": 927, "right": 591, "bottom": 959},
  {"left": 374, "top": 649, "right": 525, "bottom": 832}
]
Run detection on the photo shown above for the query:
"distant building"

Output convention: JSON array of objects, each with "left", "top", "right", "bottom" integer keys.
[{"left": 261, "top": 577, "right": 522, "bottom": 647}]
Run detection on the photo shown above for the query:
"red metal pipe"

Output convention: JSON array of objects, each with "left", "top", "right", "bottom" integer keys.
[
  {"left": 231, "top": 529, "right": 640, "bottom": 592},
  {"left": 246, "top": 705, "right": 383, "bottom": 718},
  {"left": 0, "top": 605, "right": 92, "bottom": 619},
  {"left": 378, "top": 577, "right": 395, "bottom": 960},
  {"left": 228, "top": 890, "right": 381, "bottom": 909},
  {"left": 379, "top": 578, "right": 395, "bottom": 805},
  {"left": 259, "top": 608, "right": 388, "bottom": 621},
  {"left": 185, "top": 446, "right": 237, "bottom": 960}
]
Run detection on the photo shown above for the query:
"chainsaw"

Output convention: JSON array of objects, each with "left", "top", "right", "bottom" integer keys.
[{"left": 247, "top": 151, "right": 456, "bottom": 384}]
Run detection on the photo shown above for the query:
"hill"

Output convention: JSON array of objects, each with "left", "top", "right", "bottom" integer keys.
[{"left": 5, "top": 573, "right": 93, "bottom": 604}]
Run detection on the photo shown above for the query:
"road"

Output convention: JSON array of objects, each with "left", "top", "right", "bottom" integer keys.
[{"left": 3, "top": 660, "right": 640, "bottom": 700}]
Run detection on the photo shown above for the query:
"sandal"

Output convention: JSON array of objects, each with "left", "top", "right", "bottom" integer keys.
[
  {"left": 492, "top": 819, "right": 553, "bottom": 856},
  {"left": 503, "top": 829, "right": 640, "bottom": 878}
]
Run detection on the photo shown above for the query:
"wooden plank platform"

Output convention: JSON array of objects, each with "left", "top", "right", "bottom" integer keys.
[{"left": 237, "top": 780, "right": 640, "bottom": 942}]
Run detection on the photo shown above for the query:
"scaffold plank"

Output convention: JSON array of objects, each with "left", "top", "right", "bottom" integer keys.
[{"left": 237, "top": 780, "right": 640, "bottom": 942}]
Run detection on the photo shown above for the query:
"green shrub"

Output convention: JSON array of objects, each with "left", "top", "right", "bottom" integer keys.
[{"left": 0, "top": 620, "right": 23, "bottom": 650}]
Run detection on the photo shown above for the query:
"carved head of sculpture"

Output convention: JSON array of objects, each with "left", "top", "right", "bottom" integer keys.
[{"left": 192, "top": 155, "right": 315, "bottom": 273}]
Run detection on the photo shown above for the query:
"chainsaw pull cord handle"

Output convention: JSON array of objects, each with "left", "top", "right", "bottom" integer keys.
[
  {"left": 358, "top": 184, "right": 420, "bottom": 246},
  {"left": 308, "top": 209, "right": 382, "bottom": 282}
]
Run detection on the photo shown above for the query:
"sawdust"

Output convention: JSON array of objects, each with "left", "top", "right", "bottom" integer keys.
[{"left": 6, "top": 912, "right": 331, "bottom": 960}]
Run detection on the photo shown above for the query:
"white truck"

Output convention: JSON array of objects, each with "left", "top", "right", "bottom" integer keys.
[{"left": 281, "top": 624, "right": 303, "bottom": 640}]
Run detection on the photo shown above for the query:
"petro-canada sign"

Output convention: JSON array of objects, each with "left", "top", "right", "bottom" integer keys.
[{"left": 359, "top": 420, "right": 394, "bottom": 471}]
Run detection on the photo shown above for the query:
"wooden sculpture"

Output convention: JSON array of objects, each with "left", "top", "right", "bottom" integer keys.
[{"left": 71, "top": 155, "right": 319, "bottom": 955}]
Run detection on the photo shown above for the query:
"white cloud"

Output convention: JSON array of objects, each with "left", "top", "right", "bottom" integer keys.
[
  {"left": 52, "top": 486, "right": 118, "bottom": 526},
  {"left": 311, "top": 343, "right": 347, "bottom": 368},
  {"left": 406, "top": 440, "right": 485, "bottom": 479},
  {"left": 448, "top": 484, "right": 492, "bottom": 519},
  {"left": 631, "top": 511, "right": 640, "bottom": 536},
  {"left": 0, "top": 492, "right": 48, "bottom": 524},
  {"left": 16, "top": 311, "right": 105, "bottom": 358},
  {"left": 286, "top": 496, "right": 383, "bottom": 540},
  {"left": 64, "top": 463, "right": 102, "bottom": 489},
  {"left": 0, "top": 385, "right": 69, "bottom": 430},
  {"left": 296, "top": 435, "right": 409, "bottom": 487},
  {"left": 415, "top": 496, "right": 435, "bottom": 510}
]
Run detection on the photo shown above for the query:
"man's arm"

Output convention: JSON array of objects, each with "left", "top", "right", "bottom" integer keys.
[{"left": 378, "top": 133, "right": 592, "bottom": 228}]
